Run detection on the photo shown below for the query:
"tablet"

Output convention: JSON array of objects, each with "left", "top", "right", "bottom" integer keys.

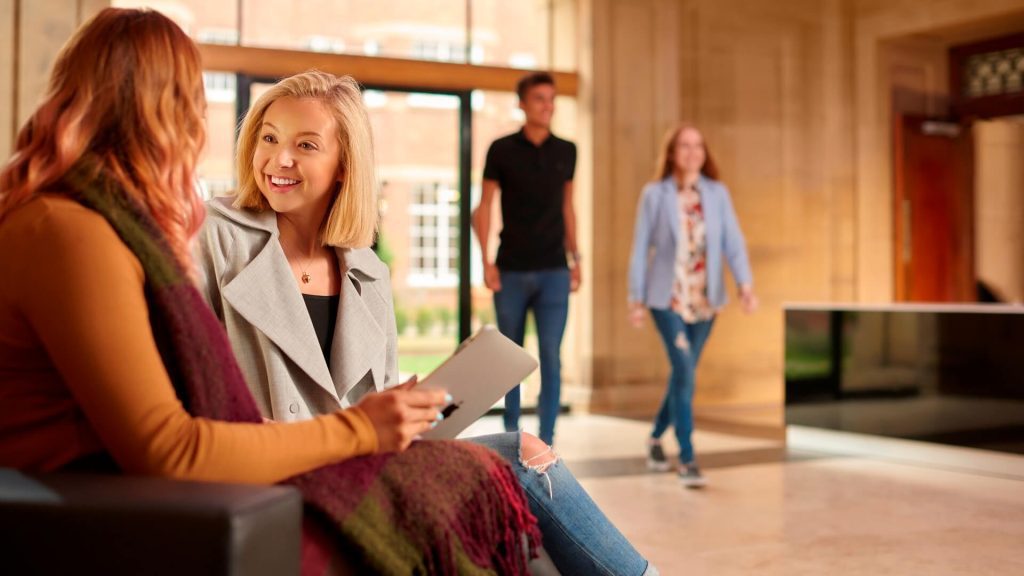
[{"left": 415, "top": 326, "right": 538, "bottom": 440}]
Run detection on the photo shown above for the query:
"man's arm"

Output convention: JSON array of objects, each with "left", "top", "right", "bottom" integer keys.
[
  {"left": 562, "top": 179, "right": 582, "bottom": 291},
  {"left": 472, "top": 179, "right": 502, "bottom": 291}
]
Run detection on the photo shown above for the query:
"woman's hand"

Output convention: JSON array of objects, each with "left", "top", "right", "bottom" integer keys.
[
  {"left": 628, "top": 302, "right": 646, "bottom": 328},
  {"left": 355, "top": 376, "right": 449, "bottom": 453},
  {"left": 739, "top": 285, "right": 759, "bottom": 314}
]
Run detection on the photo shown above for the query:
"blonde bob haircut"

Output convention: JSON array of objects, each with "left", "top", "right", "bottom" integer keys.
[{"left": 234, "top": 71, "right": 378, "bottom": 248}]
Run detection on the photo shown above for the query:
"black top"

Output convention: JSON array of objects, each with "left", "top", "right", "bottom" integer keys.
[
  {"left": 302, "top": 293, "right": 340, "bottom": 365},
  {"left": 483, "top": 129, "right": 576, "bottom": 271}
]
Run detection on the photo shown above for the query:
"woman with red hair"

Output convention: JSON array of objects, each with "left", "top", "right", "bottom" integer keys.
[
  {"left": 0, "top": 9, "right": 542, "bottom": 574},
  {"left": 628, "top": 124, "right": 759, "bottom": 488}
]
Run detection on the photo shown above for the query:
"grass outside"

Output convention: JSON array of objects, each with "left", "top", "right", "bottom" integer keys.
[
  {"left": 397, "top": 333, "right": 540, "bottom": 386},
  {"left": 398, "top": 353, "right": 449, "bottom": 376}
]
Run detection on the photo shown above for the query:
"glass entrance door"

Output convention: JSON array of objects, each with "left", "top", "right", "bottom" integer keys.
[
  {"left": 363, "top": 88, "right": 469, "bottom": 377},
  {"left": 241, "top": 80, "right": 472, "bottom": 378}
]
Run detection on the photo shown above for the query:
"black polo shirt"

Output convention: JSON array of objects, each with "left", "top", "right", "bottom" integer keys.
[{"left": 483, "top": 129, "right": 576, "bottom": 271}]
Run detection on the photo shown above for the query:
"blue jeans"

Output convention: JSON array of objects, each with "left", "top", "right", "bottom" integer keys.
[
  {"left": 468, "top": 433, "right": 656, "bottom": 576},
  {"left": 494, "top": 269, "right": 570, "bottom": 445},
  {"left": 649, "top": 309, "right": 715, "bottom": 463}
]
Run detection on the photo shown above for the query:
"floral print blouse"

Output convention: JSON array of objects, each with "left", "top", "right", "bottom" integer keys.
[{"left": 671, "top": 186, "right": 715, "bottom": 323}]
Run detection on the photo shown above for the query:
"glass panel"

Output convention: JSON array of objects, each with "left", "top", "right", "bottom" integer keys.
[
  {"left": 963, "top": 49, "right": 1024, "bottom": 98},
  {"left": 468, "top": 90, "right": 518, "bottom": 335},
  {"left": 112, "top": 2, "right": 239, "bottom": 198},
  {"left": 112, "top": 1, "right": 576, "bottom": 71},
  {"left": 197, "top": 71, "right": 238, "bottom": 199},
  {"left": 242, "top": 83, "right": 462, "bottom": 378},
  {"left": 366, "top": 90, "right": 462, "bottom": 378},
  {"left": 785, "top": 307, "right": 1024, "bottom": 455},
  {"left": 470, "top": 0, "right": 549, "bottom": 68},
  {"left": 470, "top": 90, "right": 579, "bottom": 406},
  {"left": 240, "top": 0, "right": 468, "bottom": 63},
  {"left": 111, "top": 0, "right": 239, "bottom": 43}
]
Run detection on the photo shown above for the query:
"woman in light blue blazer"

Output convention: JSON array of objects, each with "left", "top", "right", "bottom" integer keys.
[{"left": 628, "top": 124, "right": 758, "bottom": 488}]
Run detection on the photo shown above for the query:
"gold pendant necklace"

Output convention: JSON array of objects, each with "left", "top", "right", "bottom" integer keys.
[
  {"left": 282, "top": 238, "right": 316, "bottom": 285},
  {"left": 298, "top": 249, "right": 314, "bottom": 284}
]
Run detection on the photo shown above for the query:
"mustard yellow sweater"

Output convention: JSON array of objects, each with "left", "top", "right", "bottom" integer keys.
[{"left": 0, "top": 195, "right": 378, "bottom": 483}]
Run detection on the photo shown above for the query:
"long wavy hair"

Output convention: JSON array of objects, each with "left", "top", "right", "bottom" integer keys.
[
  {"left": 234, "top": 71, "right": 378, "bottom": 248},
  {"left": 0, "top": 8, "right": 207, "bottom": 269},
  {"left": 653, "top": 123, "right": 720, "bottom": 182}
]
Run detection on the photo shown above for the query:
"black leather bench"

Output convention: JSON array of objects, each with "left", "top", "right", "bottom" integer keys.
[{"left": 0, "top": 468, "right": 302, "bottom": 576}]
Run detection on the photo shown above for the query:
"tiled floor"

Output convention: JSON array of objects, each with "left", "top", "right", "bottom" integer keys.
[{"left": 461, "top": 414, "right": 1024, "bottom": 575}]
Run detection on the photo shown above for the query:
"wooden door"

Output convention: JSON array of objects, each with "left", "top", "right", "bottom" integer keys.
[{"left": 893, "top": 115, "right": 975, "bottom": 302}]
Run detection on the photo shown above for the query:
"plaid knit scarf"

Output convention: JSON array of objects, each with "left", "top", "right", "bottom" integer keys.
[{"left": 68, "top": 166, "right": 540, "bottom": 575}]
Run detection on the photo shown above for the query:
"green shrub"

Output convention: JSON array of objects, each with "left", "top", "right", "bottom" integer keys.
[
  {"left": 415, "top": 308, "right": 435, "bottom": 335},
  {"left": 394, "top": 307, "right": 409, "bottom": 335},
  {"left": 475, "top": 307, "right": 495, "bottom": 327},
  {"left": 436, "top": 306, "right": 454, "bottom": 333},
  {"left": 373, "top": 230, "right": 394, "bottom": 268}
]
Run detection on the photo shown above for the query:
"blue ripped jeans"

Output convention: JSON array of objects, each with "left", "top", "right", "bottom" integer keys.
[
  {"left": 468, "top": 433, "right": 657, "bottom": 576},
  {"left": 649, "top": 309, "right": 715, "bottom": 464}
]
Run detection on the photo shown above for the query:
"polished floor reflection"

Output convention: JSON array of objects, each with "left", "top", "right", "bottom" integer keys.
[{"left": 461, "top": 414, "right": 1024, "bottom": 575}]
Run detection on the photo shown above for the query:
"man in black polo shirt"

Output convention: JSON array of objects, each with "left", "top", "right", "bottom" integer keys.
[{"left": 471, "top": 72, "right": 580, "bottom": 446}]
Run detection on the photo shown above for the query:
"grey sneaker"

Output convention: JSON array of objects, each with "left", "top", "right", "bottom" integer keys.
[
  {"left": 678, "top": 462, "right": 706, "bottom": 488},
  {"left": 646, "top": 439, "right": 671, "bottom": 472}
]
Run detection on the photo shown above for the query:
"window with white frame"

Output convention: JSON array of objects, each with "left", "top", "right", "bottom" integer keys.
[
  {"left": 203, "top": 72, "right": 236, "bottom": 103},
  {"left": 408, "top": 182, "right": 459, "bottom": 287}
]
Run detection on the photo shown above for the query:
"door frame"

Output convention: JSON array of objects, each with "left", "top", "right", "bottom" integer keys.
[{"left": 236, "top": 75, "right": 475, "bottom": 342}]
